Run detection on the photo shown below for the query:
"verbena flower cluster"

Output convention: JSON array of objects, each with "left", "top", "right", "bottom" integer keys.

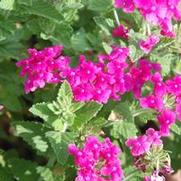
[
  {"left": 16, "top": 45, "right": 70, "bottom": 93},
  {"left": 16, "top": 2, "right": 181, "bottom": 180},
  {"left": 17, "top": 46, "right": 130, "bottom": 103},
  {"left": 139, "top": 74, "right": 181, "bottom": 136},
  {"left": 126, "top": 128, "right": 162, "bottom": 156},
  {"left": 17, "top": 44, "right": 181, "bottom": 136},
  {"left": 68, "top": 136, "right": 123, "bottom": 181},
  {"left": 114, "top": 0, "right": 181, "bottom": 37}
]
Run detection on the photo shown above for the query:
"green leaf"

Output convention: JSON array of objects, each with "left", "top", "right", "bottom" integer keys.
[
  {"left": 113, "top": 102, "right": 134, "bottom": 122},
  {"left": 0, "top": 166, "right": 13, "bottom": 181},
  {"left": 102, "top": 42, "right": 112, "bottom": 54},
  {"left": 94, "top": 16, "right": 114, "bottom": 35},
  {"left": 30, "top": 81, "right": 76, "bottom": 131},
  {"left": 123, "top": 166, "right": 142, "bottom": 181},
  {"left": 73, "top": 102, "right": 103, "bottom": 130},
  {"left": 30, "top": 102, "right": 55, "bottom": 122},
  {"left": 87, "top": 0, "right": 112, "bottom": 12},
  {"left": 71, "top": 29, "right": 91, "bottom": 52},
  {"left": 171, "top": 122, "right": 181, "bottom": 135},
  {"left": 157, "top": 54, "right": 173, "bottom": 76},
  {"left": 110, "top": 102, "right": 138, "bottom": 139},
  {"left": 133, "top": 109, "right": 156, "bottom": 124},
  {"left": 13, "top": 121, "right": 49, "bottom": 154},
  {"left": 0, "top": 0, "right": 15, "bottom": 10},
  {"left": 7, "top": 158, "right": 39, "bottom": 181},
  {"left": 83, "top": 117, "right": 106, "bottom": 136},
  {"left": 57, "top": 80, "right": 73, "bottom": 106},
  {"left": 111, "top": 120, "right": 138, "bottom": 140},
  {"left": 37, "top": 166, "right": 54, "bottom": 181},
  {"left": 21, "top": 0, "right": 63, "bottom": 23},
  {"left": 46, "top": 131, "right": 75, "bottom": 166},
  {"left": 0, "top": 61, "right": 23, "bottom": 111},
  {"left": 17, "top": 0, "right": 32, "bottom": 6}
]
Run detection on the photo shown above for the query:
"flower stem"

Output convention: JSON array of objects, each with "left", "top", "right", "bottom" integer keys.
[{"left": 113, "top": 9, "right": 120, "bottom": 26}]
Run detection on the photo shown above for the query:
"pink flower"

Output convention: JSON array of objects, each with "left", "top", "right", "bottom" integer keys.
[
  {"left": 126, "top": 135, "right": 151, "bottom": 156},
  {"left": 67, "top": 46, "right": 130, "bottom": 103},
  {"left": 68, "top": 136, "right": 124, "bottom": 181},
  {"left": 77, "top": 55, "right": 100, "bottom": 83},
  {"left": 157, "top": 109, "right": 176, "bottom": 136},
  {"left": 92, "top": 86, "right": 112, "bottom": 103},
  {"left": 151, "top": 73, "right": 166, "bottom": 97},
  {"left": 140, "top": 95, "right": 163, "bottom": 111},
  {"left": 73, "top": 83, "right": 93, "bottom": 102},
  {"left": 146, "top": 128, "right": 162, "bottom": 146},
  {"left": 114, "top": 0, "right": 135, "bottom": 13},
  {"left": 109, "top": 46, "right": 129, "bottom": 62},
  {"left": 126, "top": 128, "right": 162, "bottom": 156},
  {"left": 114, "top": 0, "right": 181, "bottom": 37},
  {"left": 112, "top": 24, "right": 129, "bottom": 39},
  {"left": 166, "top": 75, "right": 181, "bottom": 96},
  {"left": 139, "top": 35, "right": 160, "bottom": 54},
  {"left": 129, "top": 59, "right": 161, "bottom": 99},
  {"left": 16, "top": 45, "right": 69, "bottom": 93}
]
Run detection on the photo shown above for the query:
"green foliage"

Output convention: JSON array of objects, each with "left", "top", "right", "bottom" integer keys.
[
  {"left": 109, "top": 102, "right": 138, "bottom": 140},
  {"left": 72, "top": 102, "right": 103, "bottom": 130},
  {"left": 46, "top": 131, "right": 75, "bottom": 166},
  {"left": 13, "top": 121, "right": 50, "bottom": 154},
  {"left": 87, "top": 0, "right": 112, "bottom": 12},
  {"left": 0, "top": 0, "right": 15, "bottom": 10},
  {"left": 0, "top": 0, "right": 181, "bottom": 180}
]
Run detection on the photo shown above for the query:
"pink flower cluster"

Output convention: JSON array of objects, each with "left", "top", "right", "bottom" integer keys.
[
  {"left": 68, "top": 136, "right": 123, "bottom": 181},
  {"left": 68, "top": 47, "right": 130, "bottom": 103},
  {"left": 114, "top": 0, "right": 181, "bottom": 37},
  {"left": 126, "top": 128, "right": 162, "bottom": 156},
  {"left": 17, "top": 45, "right": 131, "bottom": 103},
  {"left": 16, "top": 45, "right": 70, "bottom": 93},
  {"left": 128, "top": 59, "right": 161, "bottom": 99},
  {"left": 139, "top": 74, "right": 181, "bottom": 136},
  {"left": 16, "top": 45, "right": 181, "bottom": 137}
]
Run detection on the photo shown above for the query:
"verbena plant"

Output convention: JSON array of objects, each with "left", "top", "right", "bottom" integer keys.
[{"left": 0, "top": 0, "right": 181, "bottom": 180}]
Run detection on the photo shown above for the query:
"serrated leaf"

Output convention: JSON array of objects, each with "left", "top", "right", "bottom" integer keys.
[
  {"left": 113, "top": 102, "right": 134, "bottom": 122},
  {"left": 87, "top": 0, "right": 112, "bottom": 12},
  {"left": 30, "top": 102, "right": 54, "bottom": 122},
  {"left": 111, "top": 120, "right": 138, "bottom": 140},
  {"left": 73, "top": 102, "right": 103, "bottom": 130},
  {"left": 94, "top": 17, "right": 114, "bottom": 35},
  {"left": 46, "top": 131, "right": 75, "bottom": 165},
  {"left": 37, "top": 166, "right": 54, "bottom": 181},
  {"left": 13, "top": 121, "right": 49, "bottom": 154},
  {"left": 57, "top": 80, "right": 73, "bottom": 106},
  {"left": 84, "top": 117, "right": 106, "bottom": 135},
  {"left": 171, "top": 122, "right": 181, "bottom": 135},
  {"left": 21, "top": 0, "right": 63, "bottom": 23},
  {"left": 71, "top": 29, "right": 91, "bottom": 52},
  {"left": 133, "top": 109, "right": 156, "bottom": 123}
]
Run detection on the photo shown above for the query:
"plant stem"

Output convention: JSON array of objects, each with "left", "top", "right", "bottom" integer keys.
[{"left": 113, "top": 9, "right": 120, "bottom": 26}]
